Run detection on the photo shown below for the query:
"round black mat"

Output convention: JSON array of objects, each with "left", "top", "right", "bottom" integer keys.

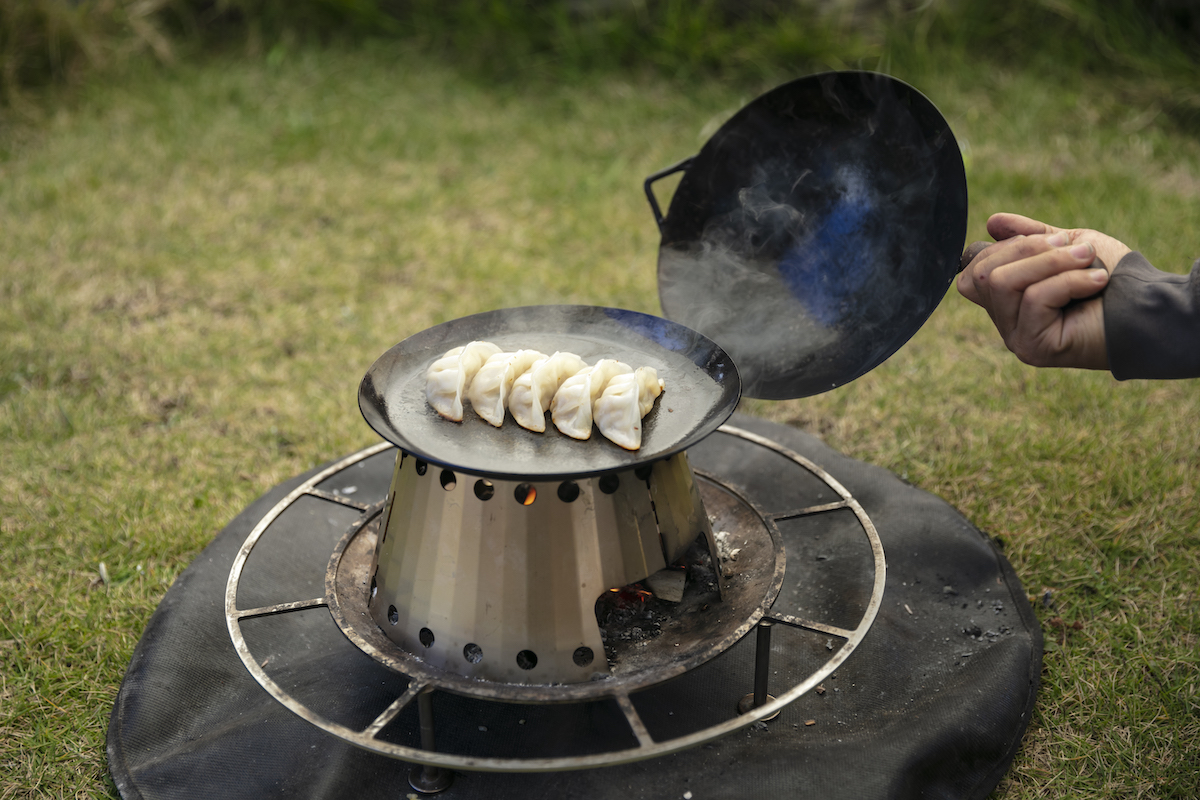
[{"left": 107, "top": 415, "right": 1040, "bottom": 800}]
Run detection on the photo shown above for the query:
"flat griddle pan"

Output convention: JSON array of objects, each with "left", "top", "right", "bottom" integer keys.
[{"left": 359, "top": 305, "right": 740, "bottom": 481}]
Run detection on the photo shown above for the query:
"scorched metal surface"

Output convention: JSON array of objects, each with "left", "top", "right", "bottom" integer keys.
[{"left": 358, "top": 305, "right": 740, "bottom": 481}]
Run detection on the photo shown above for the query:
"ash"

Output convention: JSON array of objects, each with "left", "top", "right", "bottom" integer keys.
[
  {"left": 713, "top": 529, "right": 745, "bottom": 579},
  {"left": 595, "top": 534, "right": 721, "bottom": 668},
  {"left": 596, "top": 585, "right": 663, "bottom": 647}
]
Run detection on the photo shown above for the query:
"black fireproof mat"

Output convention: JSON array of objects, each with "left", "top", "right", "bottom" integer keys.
[{"left": 108, "top": 415, "right": 1041, "bottom": 800}]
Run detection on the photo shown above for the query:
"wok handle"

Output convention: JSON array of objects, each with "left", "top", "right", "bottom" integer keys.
[{"left": 643, "top": 156, "right": 694, "bottom": 232}]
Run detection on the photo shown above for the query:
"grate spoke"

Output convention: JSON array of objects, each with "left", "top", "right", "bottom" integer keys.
[
  {"left": 235, "top": 597, "right": 327, "bottom": 620},
  {"left": 614, "top": 693, "right": 655, "bottom": 749},
  {"left": 766, "top": 613, "right": 853, "bottom": 640},
  {"left": 771, "top": 500, "right": 849, "bottom": 520},
  {"left": 306, "top": 487, "right": 372, "bottom": 511},
  {"left": 364, "top": 682, "right": 426, "bottom": 739}
]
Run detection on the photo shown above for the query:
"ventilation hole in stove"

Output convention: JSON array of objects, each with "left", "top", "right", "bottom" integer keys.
[
  {"left": 415, "top": 460, "right": 428, "bottom": 476},
  {"left": 516, "top": 650, "right": 538, "bottom": 670},
  {"left": 599, "top": 474, "right": 619, "bottom": 494},
  {"left": 369, "top": 575, "right": 377, "bottom": 602},
  {"left": 463, "top": 643, "right": 483, "bottom": 664},
  {"left": 474, "top": 480, "right": 495, "bottom": 501},
  {"left": 515, "top": 484, "right": 537, "bottom": 506},
  {"left": 572, "top": 646, "right": 594, "bottom": 667},
  {"left": 439, "top": 470, "right": 456, "bottom": 491},
  {"left": 634, "top": 465, "right": 653, "bottom": 482},
  {"left": 419, "top": 627, "right": 435, "bottom": 648},
  {"left": 557, "top": 481, "right": 580, "bottom": 503},
  {"left": 388, "top": 605, "right": 399, "bottom": 625}
]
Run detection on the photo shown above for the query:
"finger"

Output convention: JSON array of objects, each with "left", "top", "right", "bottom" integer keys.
[
  {"left": 960, "top": 240, "right": 990, "bottom": 273},
  {"left": 958, "top": 236, "right": 1031, "bottom": 309},
  {"left": 957, "top": 268, "right": 984, "bottom": 305},
  {"left": 963, "top": 234, "right": 1059, "bottom": 313},
  {"left": 987, "top": 213, "right": 1063, "bottom": 242},
  {"left": 959, "top": 231, "right": 1075, "bottom": 307},
  {"left": 1068, "top": 234, "right": 1124, "bottom": 274},
  {"left": 988, "top": 243, "right": 1100, "bottom": 294},
  {"left": 1022, "top": 266, "right": 1109, "bottom": 314},
  {"left": 1006, "top": 269, "right": 1110, "bottom": 367},
  {"left": 988, "top": 243, "right": 1100, "bottom": 334},
  {"left": 1006, "top": 294, "right": 1107, "bottom": 369}
]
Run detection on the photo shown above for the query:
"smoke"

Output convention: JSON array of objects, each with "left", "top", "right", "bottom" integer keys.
[{"left": 657, "top": 73, "right": 961, "bottom": 398}]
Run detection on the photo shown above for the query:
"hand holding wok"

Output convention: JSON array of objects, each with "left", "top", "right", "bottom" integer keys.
[{"left": 957, "top": 213, "right": 1133, "bottom": 370}]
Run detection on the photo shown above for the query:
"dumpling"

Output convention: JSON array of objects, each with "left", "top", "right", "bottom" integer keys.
[
  {"left": 594, "top": 367, "right": 664, "bottom": 450},
  {"left": 509, "top": 352, "right": 589, "bottom": 433},
  {"left": 467, "top": 349, "right": 548, "bottom": 427},
  {"left": 633, "top": 366, "right": 665, "bottom": 418},
  {"left": 550, "top": 359, "right": 631, "bottom": 440},
  {"left": 425, "top": 341, "right": 502, "bottom": 421}
]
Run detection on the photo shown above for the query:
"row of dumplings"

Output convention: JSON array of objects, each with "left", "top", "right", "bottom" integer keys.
[{"left": 424, "top": 341, "right": 665, "bottom": 450}]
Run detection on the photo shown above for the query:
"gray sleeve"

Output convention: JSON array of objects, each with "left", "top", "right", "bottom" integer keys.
[{"left": 1103, "top": 251, "right": 1200, "bottom": 380}]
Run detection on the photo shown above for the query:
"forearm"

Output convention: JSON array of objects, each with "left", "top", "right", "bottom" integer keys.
[{"left": 1104, "top": 252, "right": 1200, "bottom": 380}]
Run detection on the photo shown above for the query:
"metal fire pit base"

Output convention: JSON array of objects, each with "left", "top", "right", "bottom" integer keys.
[{"left": 108, "top": 415, "right": 1041, "bottom": 800}]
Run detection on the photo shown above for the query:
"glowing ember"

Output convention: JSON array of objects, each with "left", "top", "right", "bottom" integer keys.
[{"left": 607, "top": 586, "right": 653, "bottom": 604}]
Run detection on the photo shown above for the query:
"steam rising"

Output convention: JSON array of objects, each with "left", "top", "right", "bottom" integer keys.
[{"left": 657, "top": 72, "right": 962, "bottom": 399}]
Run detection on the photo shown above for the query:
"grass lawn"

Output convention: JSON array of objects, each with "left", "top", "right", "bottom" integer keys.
[{"left": 1, "top": 37, "right": 1197, "bottom": 798}]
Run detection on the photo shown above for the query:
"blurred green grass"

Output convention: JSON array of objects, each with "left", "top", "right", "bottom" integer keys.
[
  {"left": 1, "top": 7, "right": 1199, "bottom": 799},
  {"left": 3, "top": 1, "right": 1198, "bottom": 116}
]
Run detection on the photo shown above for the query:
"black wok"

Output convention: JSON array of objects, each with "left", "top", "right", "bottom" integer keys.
[{"left": 646, "top": 71, "right": 968, "bottom": 399}]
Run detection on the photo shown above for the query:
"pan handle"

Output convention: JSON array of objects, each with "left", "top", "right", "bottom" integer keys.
[{"left": 643, "top": 156, "right": 694, "bottom": 231}]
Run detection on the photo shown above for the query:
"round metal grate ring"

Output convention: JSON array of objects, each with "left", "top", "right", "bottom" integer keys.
[{"left": 224, "top": 424, "right": 886, "bottom": 772}]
